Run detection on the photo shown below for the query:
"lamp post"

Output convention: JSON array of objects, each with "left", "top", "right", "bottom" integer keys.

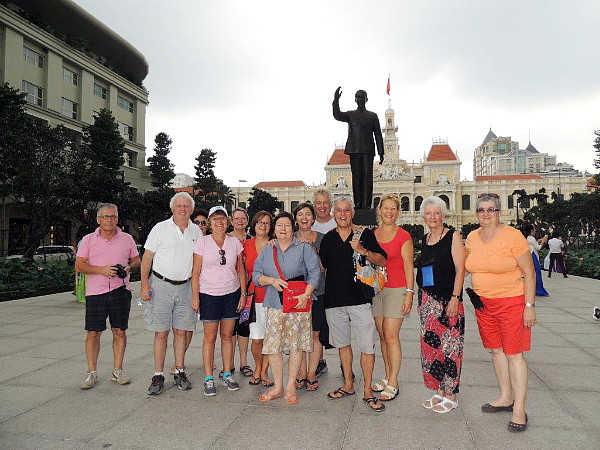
[{"left": 237, "top": 179, "right": 247, "bottom": 208}]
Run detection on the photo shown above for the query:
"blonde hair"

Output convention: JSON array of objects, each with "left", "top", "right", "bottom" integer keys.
[{"left": 376, "top": 194, "right": 400, "bottom": 225}]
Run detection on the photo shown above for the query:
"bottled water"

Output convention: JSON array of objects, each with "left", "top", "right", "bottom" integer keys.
[{"left": 137, "top": 290, "right": 153, "bottom": 306}]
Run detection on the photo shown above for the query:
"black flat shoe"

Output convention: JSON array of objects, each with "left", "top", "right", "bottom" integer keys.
[
  {"left": 481, "top": 402, "right": 514, "bottom": 413},
  {"left": 507, "top": 413, "right": 528, "bottom": 432}
]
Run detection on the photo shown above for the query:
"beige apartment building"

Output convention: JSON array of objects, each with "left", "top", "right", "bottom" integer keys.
[{"left": 0, "top": 0, "right": 151, "bottom": 253}]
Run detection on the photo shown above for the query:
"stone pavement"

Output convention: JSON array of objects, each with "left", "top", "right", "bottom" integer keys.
[{"left": 0, "top": 275, "right": 599, "bottom": 449}]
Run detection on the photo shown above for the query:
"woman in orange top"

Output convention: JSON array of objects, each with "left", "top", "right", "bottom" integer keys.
[
  {"left": 244, "top": 211, "right": 274, "bottom": 387},
  {"left": 465, "top": 194, "right": 536, "bottom": 433}
]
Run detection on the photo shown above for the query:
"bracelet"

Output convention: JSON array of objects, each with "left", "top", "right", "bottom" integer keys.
[
  {"left": 406, "top": 288, "right": 414, "bottom": 293},
  {"left": 525, "top": 302, "right": 535, "bottom": 308},
  {"left": 451, "top": 294, "right": 460, "bottom": 299}
]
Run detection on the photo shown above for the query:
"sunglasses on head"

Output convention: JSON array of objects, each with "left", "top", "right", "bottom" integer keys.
[
  {"left": 476, "top": 207, "right": 500, "bottom": 214},
  {"left": 477, "top": 193, "right": 499, "bottom": 199}
]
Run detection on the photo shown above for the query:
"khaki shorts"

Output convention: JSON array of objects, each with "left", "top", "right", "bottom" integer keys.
[
  {"left": 143, "top": 276, "right": 197, "bottom": 332},
  {"left": 372, "top": 287, "right": 411, "bottom": 319},
  {"left": 325, "top": 304, "right": 376, "bottom": 354}
]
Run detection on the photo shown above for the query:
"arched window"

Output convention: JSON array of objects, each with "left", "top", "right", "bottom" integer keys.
[
  {"left": 439, "top": 195, "right": 450, "bottom": 210},
  {"left": 461, "top": 195, "right": 470, "bottom": 210},
  {"left": 414, "top": 196, "right": 423, "bottom": 213},
  {"left": 373, "top": 197, "right": 381, "bottom": 209},
  {"left": 401, "top": 196, "right": 409, "bottom": 212}
]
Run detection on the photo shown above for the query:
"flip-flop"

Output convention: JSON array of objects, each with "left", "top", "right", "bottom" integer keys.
[
  {"left": 259, "top": 391, "right": 284, "bottom": 402},
  {"left": 363, "top": 397, "right": 385, "bottom": 412},
  {"left": 507, "top": 413, "right": 528, "bottom": 432},
  {"left": 327, "top": 388, "right": 355, "bottom": 399},
  {"left": 261, "top": 378, "right": 274, "bottom": 387},
  {"left": 285, "top": 394, "right": 299, "bottom": 405},
  {"left": 295, "top": 378, "right": 307, "bottom": 389},
  {"left": 305, "top": 379, "right": 319, "bottom": 391},
  {"left": 249, "top": 377, "right": 261, "bottom": 386},
  {"left": 240, "top": 365, "right": 254, "bottom": 377}
]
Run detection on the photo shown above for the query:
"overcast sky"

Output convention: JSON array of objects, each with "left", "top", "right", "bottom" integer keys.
[{"left": 73, "top": 0, "right": 599, "bottom": 188}]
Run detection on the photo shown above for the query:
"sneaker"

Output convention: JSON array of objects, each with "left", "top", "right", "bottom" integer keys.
[
  {"left": 80, "top": 371, "right": 98, "bottom": 389},
  {"left": 174, "top": 371, "right": 192, "bottom": 390},
  {"left": 316, "top": 359, "right": 328, "bottom": 378},
  {"left": 222, "top": 375, "right": 240, "bottom": 391},
  {"left": 593, "top": 306, "right": 600, "bottom": 321},
  {"left": 111, "top": 369, "right": 131, "bottom": 385},
  {"left": 203, "top": 379, "right": 217, "bottom": 396},
  {"left": 147, "top": 375, "right": 165, "bottom": 395}
]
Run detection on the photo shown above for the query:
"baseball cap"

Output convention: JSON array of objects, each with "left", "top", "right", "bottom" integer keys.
[{"left": 208, "top": 206, "right": 228, "bottom": 217}]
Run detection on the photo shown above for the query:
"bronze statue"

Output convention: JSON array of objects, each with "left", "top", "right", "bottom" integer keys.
[{"left": 332, "top": 87, "right": 384, "bottom": 209}]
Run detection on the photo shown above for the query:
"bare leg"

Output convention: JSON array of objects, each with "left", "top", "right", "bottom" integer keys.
[
  {"left": 220, "top": 320, "right": 236, "bottom": 372},
  {"left": 202, "top": 322, "right": 219, "bottom": 377},
  {"left": 111, "top": 328, "right": 127, "bottom": 370},
  {"left": 307, "top": 331, "right": 322, "bottom": 382},
  {"left": 489, "top": 348, "right": 514, "bottom": 406},
  {"left": 374, "top": 316, "right": 389, "bottom": 381},
  {"left": 153, "top": 330, "right": 169, "bottom": 372},
  {"left": 298, "top": 352, "right": 308, "bottom": 380},
  {"left": 250, "top": 339, "right": 264, "bottom": 382},
  {"left": 238, "top": 336, "right": 250, "bottom": 368},
  {"left": 338, "top": 345, "right": 355, "bottom": 392},
  {"left": 85, "top": 331, "right": 102, "bottom": 372},
  {"left": 286, "top": 350, "right": 304, "bottom": 397},
  {"left": 173, "top": 328, "right": 187, "bottom": 369},
  {"left": 507, "top": 352, "right": 529, "bottom": 424},
  {"left": 382, "top": 317, "right": 403, "bottom": 388},
  {"left": 231, "top": 334, "right": 237, "bottom": 370},
  {"left": 265, "top": 352, "right": 284, "bottom": 396},
  {"left": 171, "top": 330, "right": 193, "bottom": 372}
]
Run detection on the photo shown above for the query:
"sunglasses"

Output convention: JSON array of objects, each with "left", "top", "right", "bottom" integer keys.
[
  {"left": 477, "top": 193, "right": 500, "bottom": 199},
  {"left": 476, "top": 207, "right": 500, "bottom": 214},
  {"left": 218, "top": 249, "right": 226, "bottom": 265},
  {"left": 194, "top": 220, "right": 206, "bottom": 226}
]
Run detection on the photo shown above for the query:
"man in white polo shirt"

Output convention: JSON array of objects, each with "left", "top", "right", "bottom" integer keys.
[{"left": 140, "top": 192, "right": 202, "bottom": 395}]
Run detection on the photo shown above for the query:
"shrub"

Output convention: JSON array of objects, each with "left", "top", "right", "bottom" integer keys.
[{"left": 0, "top": 258, "right": 75, "bottom": 301}]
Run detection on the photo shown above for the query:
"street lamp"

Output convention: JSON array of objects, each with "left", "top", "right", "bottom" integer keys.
[{"left": 237, "top": 179, "right": 247, "bottom": 208}]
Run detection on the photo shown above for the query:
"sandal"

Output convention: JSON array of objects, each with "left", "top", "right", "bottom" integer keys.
[
  {"left": 305, "top": 379, "right": 319, "bottom": 391},
  {"left": 327, "top": 388, "right": 355, "bottom": 399},
  {"left": 378, "top": 384, "right": 398, "bottom": 401},
  {"left": 363, "top": 397, "right": 385, "bottom": 412},
  {"left": 259, "top": 391, "right": 284, "bottom": 402},
  {"left": 240, "top": 365, "right": 254, "bottom": 377},
  {"left": 261, "top": 378, "right": 274, "bottom": 387},
  {"left": 507, "top": 413, "right": 528, "bottom": 433},
  {"left": 422, "top": 394, "right": 445, "bottom": 409},
  {"left": 372, "top": 379, "right": 388, "bottom": 392},
  {"left": 285, "top": 394, "right": 299, "bottom": 405},
  {"left": 295, "top": 378, "right": 307, "bottom": 389},
  {"left": 249, "top": 376, "right": 261, "bottom": 386},
  {"left": 432, "top": 397, "right": 459, "bottom": 414}
]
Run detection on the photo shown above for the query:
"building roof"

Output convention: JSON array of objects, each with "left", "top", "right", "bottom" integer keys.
[
  {"left": 11, "top": 0, "right": 149, "bottom": 82},
  {"left": 327, "top": 148, "right": 350, "bottom": 165},
  {"left": 475, "top": 174, "right": 543, "bottom": 181},
  {"left": 254, "top": 181, "right": 306, "bottom": 188},
  {"left": 426, "top": 143, "right": 457, "bottom": 161},
  {"left": 481, "top": 128, "right": 497, "bottom": 146},
  {"left": 525, "top": 142, "right": 539, "bottom": 154}
]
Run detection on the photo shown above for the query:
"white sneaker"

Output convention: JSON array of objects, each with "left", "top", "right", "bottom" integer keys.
[
  {"left": 111, "top": 369, "right": 131, "bottom": 385},
  {"left": 80, "top": 371, "right": 98, "bottom": 389}
]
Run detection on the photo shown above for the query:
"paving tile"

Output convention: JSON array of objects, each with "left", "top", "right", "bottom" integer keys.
[{"left": 0, "top": 355, "right": 58, "bottom": 383}]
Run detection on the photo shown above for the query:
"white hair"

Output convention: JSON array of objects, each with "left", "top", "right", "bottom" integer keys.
[
  {"left": 314, "top": 188, "right": 333, "bottom": 205},
  {"left": 97, "top": 203, "right": 118, "bottom": 217},
  {"left": 170, "top": 192, "right": 195, "bottom": 209},
  {"left": 333, "top": 196, "right": 355, "bottom": 214},
  {"left": 419, "top": 196, "right": 447, "bottom": 218}
]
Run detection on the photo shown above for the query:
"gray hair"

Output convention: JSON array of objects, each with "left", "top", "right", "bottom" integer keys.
[
  {"left": 169, "top": 192, "right": 195, "bottom": 210},
  {"left": 419, "top": 196, "right": 447, "bottom": 218},
  {"left": 314, "top": 188, "right": 333, "bottom": 205},
  {"left": 475, "top": 194, "right": 501, "bottom": 210},
  {"left": 97, "top": 203, "right": 118, "bottom": 217},
  {"left": 333, "top": 197, "right": 355, "bottom": 214}
]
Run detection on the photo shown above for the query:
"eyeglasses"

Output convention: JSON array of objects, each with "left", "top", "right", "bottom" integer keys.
[
  {"left": 477, "top": 193, "right": 500, "bottom": 199},
  {"left": 257, "top": 221, "right": 271, "bottom": 227},
  {"left": 218, "top": 249, "right": 226, "bottom": 265},
  {"left": 194, "top": 220, "right": 206, "bottom": 226},
  {"left": 476, "top": 208, "right": 500, "bottom": 214},
  {"left": 98, "top": 215, "right": 118, "bottom": 220}
]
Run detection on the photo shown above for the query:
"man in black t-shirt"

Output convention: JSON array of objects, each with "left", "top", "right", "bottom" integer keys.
[{"left": 320, "top": 198, "right": 387, "bottom": 412}]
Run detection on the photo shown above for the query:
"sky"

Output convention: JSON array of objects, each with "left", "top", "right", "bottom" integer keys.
[{"left": 73, "top": 0, "right": 600, "bottom": 188}]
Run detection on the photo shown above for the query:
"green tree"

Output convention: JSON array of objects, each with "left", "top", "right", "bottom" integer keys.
[
  {"left": 119, "top": 188, "right": 172, "bottom": 244},
  {"left": 214, "top": 179, "right": 235, "bottom": 210},
  {"left": 193, "top": 148, "right": 218, "bottom": 208},
  {"left": 247, "top": 188, "right": 279, "bottom": 218},
  {"left": 593, "top": 129, "right": 600, "bottom": 169},
  {"left": 147, "top": 132, "right": 175, "bottom": 191}
]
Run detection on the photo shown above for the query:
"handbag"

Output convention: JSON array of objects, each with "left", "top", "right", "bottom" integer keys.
[
  {"left": 272, "top": 246, "right": 311, "bottom": 313},
  {"left": 466, "top": 287, "right": 484, "bottom": 310},
  {"left": 238, "top": 281, "right": 256, "bottom": 325},
  {"left": 352, "top": 227, "right": 387, "bottom": 300}
]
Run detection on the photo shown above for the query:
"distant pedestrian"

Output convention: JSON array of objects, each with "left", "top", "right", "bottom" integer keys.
[
  {"left": 140, "top": 192, "right": 201, "bottom": 395},
  {"left": 547, "top": 232, "right": 568, "bottom": 278},
  {"left": 76, "top": 204, "right": 140, "bottom": 390},
  {"left": 523, "top": 225, "right": 548, "bottom": 296}
]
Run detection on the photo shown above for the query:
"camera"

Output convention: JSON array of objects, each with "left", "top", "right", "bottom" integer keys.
[{"left": 113, "top": 264, "right": 127, "bottom": 279}]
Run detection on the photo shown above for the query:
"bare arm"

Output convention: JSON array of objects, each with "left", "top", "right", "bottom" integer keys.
[
  {"left": 139, "top": 250, "right": 154, "bottom": 301},
  {"left": 446, "top": 232, "right": 466, "bottom": 316},
  {"left": 400, "top": 238, "right": 414, "bottom": 316},
  {"left": 516, "top": 251, "right": 537, "bottom": 328},
  {"left": 191, "top": 253, "right": 203, "bottom": 313},
  {"left": 236, "top": 254, "right": 247, "bottom": 312}
]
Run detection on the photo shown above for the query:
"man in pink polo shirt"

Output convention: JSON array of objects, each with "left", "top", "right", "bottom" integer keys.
[{"left": 76, "top": 203, "right": 140, "bottom": 390}]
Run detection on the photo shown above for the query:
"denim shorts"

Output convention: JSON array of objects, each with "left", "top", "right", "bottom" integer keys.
[{"left": 200, "top": 288, "right": 241, "bottom": 322}]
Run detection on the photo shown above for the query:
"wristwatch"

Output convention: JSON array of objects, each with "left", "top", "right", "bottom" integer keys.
[
  {"left": 525, "top": 302, "right": 535, "bottom": 308},
  {"left": 451, "top": 294, "right": 460, "bottom": 299}
]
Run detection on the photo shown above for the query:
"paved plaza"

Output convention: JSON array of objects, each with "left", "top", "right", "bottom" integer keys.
[{"left": 0, "top": 275, "right": 599, "bottom": 449}]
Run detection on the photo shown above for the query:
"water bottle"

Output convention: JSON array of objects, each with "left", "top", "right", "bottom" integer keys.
[{"left": 137, "top": 290, "right": 153, "bottom": 306}]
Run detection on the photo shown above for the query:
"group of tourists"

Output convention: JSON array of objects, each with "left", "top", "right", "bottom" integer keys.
[{"left": 75, "top": 189, "right": 539, "bottom": 433}]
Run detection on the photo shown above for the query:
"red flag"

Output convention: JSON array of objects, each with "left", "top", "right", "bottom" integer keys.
[{"left": 386, "top": 75, "right": 390, "bottom": 95}]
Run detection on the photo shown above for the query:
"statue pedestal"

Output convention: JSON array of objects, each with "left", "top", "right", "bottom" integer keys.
[{"left": 353, "top": 208, "right": 377, "bottom": 226}]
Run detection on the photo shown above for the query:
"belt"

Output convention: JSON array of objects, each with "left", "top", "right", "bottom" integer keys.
[{"left": 152, "top": 270, "right": 190, "bottom": 285}]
